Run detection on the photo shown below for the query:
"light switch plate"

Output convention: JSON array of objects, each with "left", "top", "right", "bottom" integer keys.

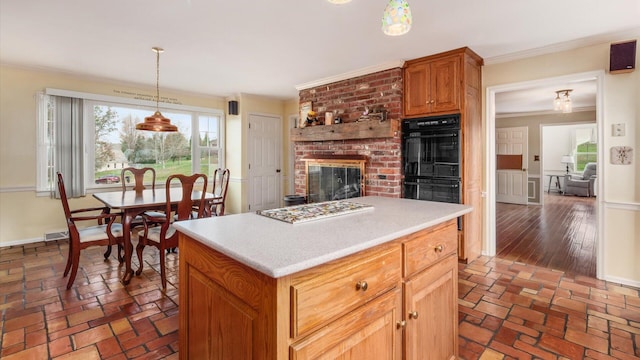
[{"left": 612, "top": 123, "right": 626, "bottom": 136}]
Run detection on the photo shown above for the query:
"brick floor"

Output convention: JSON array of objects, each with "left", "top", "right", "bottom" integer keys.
[
  {"left": 1, "top": 241, "right": 639, "bottom": 359},
  {"left": 459, "top": 256, "right": 640, "bottom": 360}
]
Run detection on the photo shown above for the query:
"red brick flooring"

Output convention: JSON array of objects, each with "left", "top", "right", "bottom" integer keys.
[
  {"left": 1, "top": 241, "right": 639, "bottom": 359},
  {"left": 458, "top": 256, "right": 640, "bottom": 360}
]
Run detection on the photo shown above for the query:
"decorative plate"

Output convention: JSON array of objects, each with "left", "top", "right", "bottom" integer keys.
[{"left": 610, "top": 146, "right": 633, "bottom": 165}]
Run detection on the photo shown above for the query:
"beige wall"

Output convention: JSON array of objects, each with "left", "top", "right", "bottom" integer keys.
[
  {"left": 483, "top": 38, "right": 640, "bottom": 285},
  {"left": 0, "top": 65, "right": 290, "bottom": 245}
]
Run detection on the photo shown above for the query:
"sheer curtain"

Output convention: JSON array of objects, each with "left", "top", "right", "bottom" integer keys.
[{"left": 52, "top": 96, "right": 85, "bottom": 198}]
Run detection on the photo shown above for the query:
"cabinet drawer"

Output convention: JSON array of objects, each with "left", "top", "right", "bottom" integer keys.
[
  {"left": 291, "top": 246, "right": 401, "bottom": 338},
  {"left": 403, "top": 219, "right": 457, "bottom": 277}
]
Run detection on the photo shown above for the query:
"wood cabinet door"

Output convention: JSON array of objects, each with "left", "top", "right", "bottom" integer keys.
[
  {"left": 183, "top": 265, "right": 257, "bottom": 360},
  {"left": 403, "top": 61, "right": 430, "bottom": 116},
  {"left": 404, "top": 254, "right": 458, "bottom": 360},
  {"left": 429, "top": 56, "right": 461, "bottom": 114},
  {"left": 290, "top": 289, "right": 403, "bottom": 360}
]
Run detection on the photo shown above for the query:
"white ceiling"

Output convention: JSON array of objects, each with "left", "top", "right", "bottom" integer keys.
[{"left": 1, "top": 0, "right": 639, "bottom": 114}]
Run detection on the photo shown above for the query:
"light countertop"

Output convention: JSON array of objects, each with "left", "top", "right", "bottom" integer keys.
[{"left": 173, "top": 196, "right": 472, "bottom": 278}]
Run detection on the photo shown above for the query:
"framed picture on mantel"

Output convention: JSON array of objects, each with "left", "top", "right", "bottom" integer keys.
[{"left": 300, "top": 101, "right": 312, "bottom": 128}]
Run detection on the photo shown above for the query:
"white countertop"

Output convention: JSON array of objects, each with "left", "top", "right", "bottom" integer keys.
[{"left": 173, "top": 196, "right": 472, "bottom": 278}]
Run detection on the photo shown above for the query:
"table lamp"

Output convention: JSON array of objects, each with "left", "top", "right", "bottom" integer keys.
[{"left": 561, "top": 155, "right": 574, "bottom": 174}]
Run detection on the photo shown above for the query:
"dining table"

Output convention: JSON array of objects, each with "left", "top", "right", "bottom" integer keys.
[{"left": 93, "top": 188, "right": 216, "bottom": 285}]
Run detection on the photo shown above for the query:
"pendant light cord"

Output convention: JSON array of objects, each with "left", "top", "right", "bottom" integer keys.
[{"left": 155, "top": 48, "right": 160, "bottom": 110}]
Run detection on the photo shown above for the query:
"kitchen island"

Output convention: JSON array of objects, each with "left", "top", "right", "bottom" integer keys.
[{"left": 174, "top": 196, "right": 472, "bottom": 360}]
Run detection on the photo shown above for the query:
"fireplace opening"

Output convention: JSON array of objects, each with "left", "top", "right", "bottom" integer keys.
[{"left": 303, "top": 156, "right": 366, "bottom": 203}]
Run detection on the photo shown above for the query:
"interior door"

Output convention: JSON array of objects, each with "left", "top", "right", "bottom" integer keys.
[
  {"left": 248, "top": 114, "right": 282, "bottom": 211},
  {"left": 496, "top": 126, "right": 528, "bottom": 204}
]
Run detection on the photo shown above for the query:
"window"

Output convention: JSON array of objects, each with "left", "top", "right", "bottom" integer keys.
[
  {"left": 37, "top": 90, "right": 224, "bottom": 193},
  {"left": 573, "top": 127, "right": 597, "bottom": 172},
  {"left": 575, "top": 141, "right": 597, "bottom": 172}
]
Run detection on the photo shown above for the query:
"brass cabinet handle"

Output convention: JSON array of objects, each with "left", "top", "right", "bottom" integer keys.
[
  {"left": 355, "top": 281, "right": 368, "bottom": 291},
  {"left": 434, "top": 244, "right": 444, "bottom": 253},
  {"left": 396, "top": 320, "right": 406, "bottom": 329},
  {"left": 408, "top": 311, "right": 419, "bottom": 319}
]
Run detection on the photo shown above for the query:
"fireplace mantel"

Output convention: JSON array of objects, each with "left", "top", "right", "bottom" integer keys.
[{"left": 290, "top": 119, "right": 399, "bottom": 142}]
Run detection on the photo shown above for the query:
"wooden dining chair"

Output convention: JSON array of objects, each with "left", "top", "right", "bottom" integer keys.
[
  {"left": 120, "top": 166, "right": 166, "bottom": 229},
  {"left": 121, "top": 167, "right": 156, "bottom": 192},
  {"left": 135, "top": 173, "right": 208, "bottom": 289},
  {"left": 57, "top": 172, "right": 124, "bottom": 289},
  {"left": 210, "top": 168, "right": 230, "bottom": 216}
]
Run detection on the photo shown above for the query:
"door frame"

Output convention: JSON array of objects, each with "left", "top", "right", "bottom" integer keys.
[
  {"left": 484, "top": 70, "right": 605, "bottom": 279},
  {"left": 288, "top": 114, "right": 298, "bottom": 195},
  {"left": 247, "top": 112, "right": 283, "bottom": 211}
]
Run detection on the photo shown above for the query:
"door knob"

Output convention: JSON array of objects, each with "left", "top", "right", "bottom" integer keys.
[
  {"left": 276, "top": 169, "right": 281, "bottom": 173},
  {"left": 408, "top": 311, "right": 419, "bottom": 319}
]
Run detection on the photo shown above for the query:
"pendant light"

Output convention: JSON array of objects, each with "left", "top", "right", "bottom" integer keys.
[
  {"left": 553, "top": 89, "right": 573, "bottom": 114},
  {"left": 382, "top": 0, "right": 412, "bottom": 36},
  {"left": 136, "top": 47, "right": 177, "bottom": 132}
]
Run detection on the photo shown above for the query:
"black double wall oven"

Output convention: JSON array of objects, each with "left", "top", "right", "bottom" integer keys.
[{"left": 402, "top": 114, "right": 461, "bottom": 204}]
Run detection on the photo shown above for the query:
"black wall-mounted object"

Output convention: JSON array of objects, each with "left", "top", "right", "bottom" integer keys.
[
  {"left": 228, "top": 100, "right": 239, "bottom": 115},
  {"left": 610, "top": 40, "right": 636, "bottom": 74}
]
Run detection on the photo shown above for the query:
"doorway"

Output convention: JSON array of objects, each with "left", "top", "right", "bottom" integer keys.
[
  {"left": 248, "top": 113, "right": 282, "bottom": 212},
  {"left": 485, "top": 70, "right": 605, "bottom": 279}
]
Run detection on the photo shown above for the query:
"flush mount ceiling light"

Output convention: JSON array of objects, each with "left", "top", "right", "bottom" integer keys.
[
  {"left": 136, "top": 47, "right": 177, "bottom": 132},
  {"left": 382, "top": 0, "right": 412, "bottom": 36},
  {"left": 327, "top": 0, "right": 352, "bottom": 3},
  {"left": 553, "top": 89, "right": 573, "bottom": 114}
]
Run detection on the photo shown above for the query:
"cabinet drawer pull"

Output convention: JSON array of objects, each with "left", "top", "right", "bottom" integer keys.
[
  {"left": 396, "top": 320, "right": 406, "bottom": 329},
  {"left": 408, "top": 311, "right": 419, "bottom": 319},
  {"left": 355, "top": 281, "right": 368, "bottom": 292},
  {"left": 434, "top": 244, "right": 444, "bottom": 253}
]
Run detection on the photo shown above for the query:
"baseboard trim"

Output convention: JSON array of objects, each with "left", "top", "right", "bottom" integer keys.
[
  {"left": 602, "top": 275, "right": 640, "bottom": 290},
  {"left": 0, "top": 237, "right": 47, "bottom": 248}
]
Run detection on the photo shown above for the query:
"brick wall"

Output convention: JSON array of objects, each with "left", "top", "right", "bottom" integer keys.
[{"left": 294, "top": 68, "right": 403, "bottom": 198}]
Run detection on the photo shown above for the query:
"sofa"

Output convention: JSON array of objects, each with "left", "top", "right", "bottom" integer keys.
[{"left": 564, "top": 162, "right": 597, "bottom": 197}]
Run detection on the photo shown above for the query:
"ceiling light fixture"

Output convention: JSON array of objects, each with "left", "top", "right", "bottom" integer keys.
[
  {"left": 327, "top": 0, "right": 352, "bottom": 3},
  {"left": 136, "top": 47, "right": 177, "bottom": 132},
  {"left": 382, "top": 0, "right": 412, "bottom": 36},
  {"left": 553, "top": 89, "right": 573, "bottom": 114}
]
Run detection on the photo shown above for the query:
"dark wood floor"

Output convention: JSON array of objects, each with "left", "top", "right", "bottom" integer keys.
[{"left": 496, "top": 193, "right": 597, "bottom": 277}]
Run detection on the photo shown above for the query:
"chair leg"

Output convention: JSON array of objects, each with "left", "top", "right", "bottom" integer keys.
[
  {"left": 135, "top": 242, "right": 145, "bottom": 276},
  {"left": 66, "top": 247, "right": 81, "bottom": 289},
  {"left": 159, "top": 246, "right": 167, "bottom": 290},
  {"left": 117, "top": 244, "right": 124, "bottom": 263},
  {"left": 63, "top": 241, "right": 73, "bottom": 277},
  {"left": 104, "top": 245, "right": 112, "bottom": 260}
]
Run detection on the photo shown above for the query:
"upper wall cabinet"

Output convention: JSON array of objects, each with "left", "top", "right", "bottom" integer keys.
[{"left": 403, "top": 47, "right": 482, "bottom": 118}]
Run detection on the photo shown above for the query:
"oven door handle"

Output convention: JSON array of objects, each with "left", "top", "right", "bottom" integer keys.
[
  {"left": 408, "top": 133, "right": 458, "bottom": 139},
  {"left": 404, "top": 182, "right": 459, "bottom": 188}
]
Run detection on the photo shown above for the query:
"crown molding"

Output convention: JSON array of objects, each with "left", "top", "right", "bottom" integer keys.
[
  {"left": 485, "top": 27, "right": 640, "bottom": 65},
  {"left": 295, "top": 60, "right": 405, "bottom": 91}
]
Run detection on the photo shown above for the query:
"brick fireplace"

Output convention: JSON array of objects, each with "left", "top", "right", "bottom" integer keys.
[{"left": 294, "top": 68, "right": 403, "bottom": 199}]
